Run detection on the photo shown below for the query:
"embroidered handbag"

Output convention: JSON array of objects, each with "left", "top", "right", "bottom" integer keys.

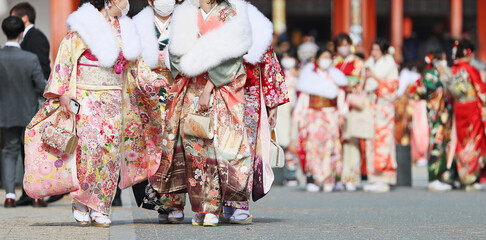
[
  {"left": 23, "top": 100, "right": 80, "bottom": 199},
  {"left": 270, "top": 129, "right": 285, "bottom": 168},
  {"left": 41, "top": 113, "right": 78, "bottom": 154},
  {"left": 183, "top": 113, "right": 214, "bottom": 139}
]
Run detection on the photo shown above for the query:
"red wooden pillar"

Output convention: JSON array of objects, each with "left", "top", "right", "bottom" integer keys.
[
  {"left": 477, "top": 0, "right": 486, "bottom": 62},
  {"left": 391, "top": 0, "right": 403, "bottom": 53},
  {"left": 50, "top": 0, "right": 79, "bottom": 58},
  {"left": 361, "top": 0, "right": 376, "bottom": 56},
  {"left": 450, "top": 0, "right": 463, "bottom": 39},
  {"left": 333, "top": 0, "right": 351, "bottom": 38}
]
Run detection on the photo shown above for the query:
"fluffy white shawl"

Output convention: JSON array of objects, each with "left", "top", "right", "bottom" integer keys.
[
  {"left": 66, "top": 3, "right": 142, "bottom": 67},
  {"left": 243, "top": 3, "right": 274, "bottom": 65},
  {"left": 364, "top": 54, "right": 398, "bottom": 92},
  {"left": 168, "top": 0, "right": 252, "bottom": 77},
  {"left": 133, "top": 7, "right": 160, "bottom": 69},
  {"left": 297, "top": 63, "right": 347, "bottom": 99}
]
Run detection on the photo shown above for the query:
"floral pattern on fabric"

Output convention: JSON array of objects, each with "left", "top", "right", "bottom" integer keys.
[
  {"left": 151, "top": 4, "right": 253, "bottom": 215},
  {"left": 25, "top": 20, "right": 163, "bottom": 214},
  {"left": 302, "top": 108, "right": 342, "bottom": 186},
  {"left": 225, "top": 47, "right": 289, "bottom": 209},
  {"left": 410, "top": 68, "right": 453, "bottom": 182}
]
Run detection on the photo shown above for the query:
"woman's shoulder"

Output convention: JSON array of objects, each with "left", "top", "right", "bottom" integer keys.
[{"left": 218, "top": 2, "right": 237, "bottom": 22}]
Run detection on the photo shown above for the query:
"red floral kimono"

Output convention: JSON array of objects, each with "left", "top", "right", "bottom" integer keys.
[
  {"left": 150, "top": 0, "right": 253, "bottom": 215},
  {"left": 450, "top": 61, "right": 486, "bottom": 184}
]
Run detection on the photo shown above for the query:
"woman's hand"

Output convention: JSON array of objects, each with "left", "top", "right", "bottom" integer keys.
[
  {"left": 153, "top": 76, "right": 169, "bottom": 88},
  {"left": 268, "top": 107, "right": 278, "bottom": 129},
  {"left": 59, "top": 95, "right": 76, "bottom": 114},
  {"left": 198, "top": 81, "right": 215, "bottom": 112},
  {"left": 365, "top": 69, "right": 376, "bottom": 80}
]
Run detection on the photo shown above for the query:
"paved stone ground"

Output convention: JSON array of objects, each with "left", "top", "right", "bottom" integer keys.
[{"left": 1, "top": 166, "right": 485, "bottom": 240}]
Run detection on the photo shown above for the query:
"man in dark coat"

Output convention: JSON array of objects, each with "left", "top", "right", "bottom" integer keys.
[
  {"left": 9, "top": 2, "right": 51, "bottom": 206},
  {"left": 0, "top": 16, "right": 46, "bottom": 208},
  {"left": 10, "top": 2, "right": 50, "bottom": 79}
]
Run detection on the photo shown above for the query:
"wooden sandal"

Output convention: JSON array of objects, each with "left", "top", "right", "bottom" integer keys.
[
  {"left": 230, "top": 212, "right": 253, "bottom": 225},
  {"left": 72, "top": 203, "right": 90, "bottom": 226}
]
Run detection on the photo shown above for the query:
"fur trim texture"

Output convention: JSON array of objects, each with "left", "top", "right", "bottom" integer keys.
[
  {"left": 243, "top": 3, "right": 273, "bottom": 65},
  {"left": 66, "top": 3, "right": 141, "bottom": 67},
  {"left": 133, "top": 7, "right": 159, "bottom": 68},
  {"left": 297, "top": 63, "right": 347, "bottom": 99},
  {"left": 169, "top": 0, "right": 252, "bottom": 77},
  {"left": 119, "top": 16, "right": 142, "bottom": 61}
]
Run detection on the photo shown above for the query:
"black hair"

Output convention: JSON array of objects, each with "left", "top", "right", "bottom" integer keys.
[
  {"left": 373, "top": 38, "right": 390, "bottom": 54},
  {"left": 316, "top": 47, "right": 334, "bottom": 59},
  {"left": 78, "top": 0, "right": 110, "bottom": 11},
  {"left": 454, "top": 39, "right": 475, "bottom": 59},
  {"left": 431, "top": 49, "right": 446, "bottom": 60},
  {"left": 10, "top": 2, "right": 36, "bottom": 24},
  {"left": 333, "top": 33, "right": 352, "bottom": 47},
  {"left": 2, "top": 16, "right": 25, "bottom": 40}
]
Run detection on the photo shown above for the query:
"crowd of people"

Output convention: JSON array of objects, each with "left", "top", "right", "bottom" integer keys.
[
  {"left": 279, "top": 34, "right": 486, "bottom": 194},
  {"left": 0, "top": 0, "right": 485, "bottom": 229}
]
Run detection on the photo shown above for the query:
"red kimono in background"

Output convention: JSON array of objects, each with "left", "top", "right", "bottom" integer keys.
[{"left": 451, "top": 61, "right": 486, "bottom": 184}]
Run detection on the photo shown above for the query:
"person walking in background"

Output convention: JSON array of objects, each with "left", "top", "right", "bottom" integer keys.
[
  {"left": 334, "top": 33, "right": 365, "bottom": 192},
  {"left": 5, "top": 2, "right": 51, "bottom": 207},
  {"left": 448, "top": 40, "right": 486, "bottom": 191},
  {"left": 363, "top": 39, "right": 399, "bottom": 193},
  {"left": 280, "top": 52, "right": 301, "bottom": 186},
  {"left": 0, "top": 16, "right": 46, "bottom": 208},
  {"left": 410, "top": 50, "right": 454, "bottom": 191},
  {"left": 297, "top": 48, "right": 347, "bottom": 193},
  {"left": 10, "top": 2, "right": 50, "bottom": 79}
]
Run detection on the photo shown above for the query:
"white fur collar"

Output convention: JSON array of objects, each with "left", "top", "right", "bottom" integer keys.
[
  {"left": 169, "top": 0, "right": 252, "bottom": 77},
  {"left": 133, "top": 7, "right": 159, "bottom": 69},
  {"left": 297, "top": 63, "right": 346, "bottom": 99},
  {"left": 243, "top": 3, "right": 273, "bottom": 64},
  {"left": 66, "top": 3, "right": 141, "bottom": 67}
]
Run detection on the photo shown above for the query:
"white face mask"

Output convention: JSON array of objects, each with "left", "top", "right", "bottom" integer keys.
[
  {"left": 318, "top": 59, "right": 333, "bottom": 70},
  {"left": 439, "top": 60, "right": 448, "bottom": 68},
  {"left": 188, "top": 0, "right": 200, "bottom": 7},
  {"left": 281, "top": 58, "right": 296, "bottom": 70},
  {"left": 153, "top": 0, "right": 175, "bottom": 17},
  {"left": 337, "top": 46, "right": 351, "bottom": 57},
  {"left": 115, "top": 0, "right": 130, "bottom": 17}
]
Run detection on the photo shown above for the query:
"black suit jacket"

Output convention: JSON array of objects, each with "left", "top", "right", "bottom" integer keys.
[{"left": 21, "top": 27, "right": 51, "bottom": 79}]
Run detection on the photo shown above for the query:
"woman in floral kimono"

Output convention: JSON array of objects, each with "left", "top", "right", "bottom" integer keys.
[
  {"left": 362, "top": 39, "right": 399, "bottom": 193},
  {"left": 150, "top": 0, "right": 252, "bottom": 227},
  {"left": 222, "top": 2, "right": 289, "bottom": 224},
  {"left": 334, "top": 33, "right": 365, "bottom": 192},
  {"left": 297, "top": 48, "right": 347, "bottom": 193},
  {"left": 131, "top": 0, "right": 187, "bottom": 224},
  {"left": 410, "top": 50, "right": 454, "bottom": 191},
  {"left": 24, "top": 0, "right": 166, "bottom": 227},
  {"left": 448, "top": 40, "right": 486, "bottom": 191}
]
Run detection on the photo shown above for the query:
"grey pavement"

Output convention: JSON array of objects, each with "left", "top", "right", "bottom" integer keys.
[{"left": 1, "top": 166, "right": 485, "bottom": 240}]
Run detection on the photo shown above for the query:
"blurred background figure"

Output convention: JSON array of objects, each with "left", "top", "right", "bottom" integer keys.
[
  {"left": 334, "top": 33, "right": 365, "bottom": 192},
  {"left": 363, "top": 39, "right": 399, "bottom": 193},
  {"left": 0, "top": 15, "right": 46, "bottom": 208},
  {"left": 297, "top": 48, "right": 347, "bottom": 193}
]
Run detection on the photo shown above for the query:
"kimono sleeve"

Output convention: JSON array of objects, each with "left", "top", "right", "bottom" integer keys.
[
  {"left": 130, "top": 58, "right": 168, "bottom": 97},
  {"left": 261, "top": 47, "right": 290, "bottom": 108},
  {"left": 44, "top": 32, "right": 77, "bottom": 99}
]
